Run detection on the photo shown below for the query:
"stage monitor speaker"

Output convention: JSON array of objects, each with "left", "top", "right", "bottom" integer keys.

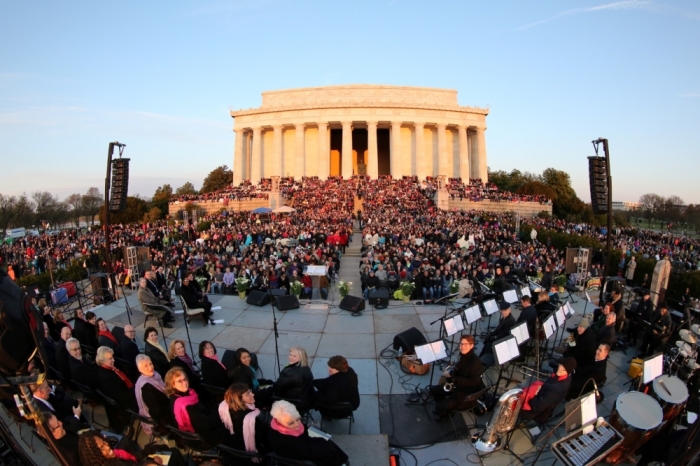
[
  {"left": 275, "top": 295, "right": 300, "bottom": 311},
  {"left": 369, "top": 289, "right": 390, "bottom": 307},
  {"left": 393, "top": 327, "right": 427, "bottom": 354},
  {"left": 109, "top": 158, "right": 130, "bottom": 212},
  {"left": 246, "top": 291, "right": 271, "bottom": 307},
  {"left": 271, "top": 288, "right": 287, "bottom": 297},
  {"left": 339, "top": 295, "right": 365, "bottom": 314}
]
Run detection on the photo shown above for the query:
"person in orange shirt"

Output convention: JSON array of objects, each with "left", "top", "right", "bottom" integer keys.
[{"left": 7, "top": 265, "right": 15, "bottom": 281}]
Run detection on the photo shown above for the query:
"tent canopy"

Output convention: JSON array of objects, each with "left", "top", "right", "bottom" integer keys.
[{"left": 252, "top": 207, "right": 272, "bottom": 214}]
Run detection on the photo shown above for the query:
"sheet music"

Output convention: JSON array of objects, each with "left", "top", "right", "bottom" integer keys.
[
  {"left": 483, "top": 299, "right": 499, "bottom": 315},
  {"left": 544, "top": 314, "right": 557, "bottom": 339},
  {"left": 580, "top": 393, "right": 597, "bottom": 426},
  {"left": 511, "top": 322, "right": 530, "bottom": 345},
  {"left": 503, "top": 289, "right": 518, "bottom": 303},
  {"left": 563, "top": 302, "right": 574, "bottom": 316},
  {"left": 465, "top": 305, "right": 481, "bottom": 324},
  {"left": 521, "top": 286, "right": 531, "bottom": 297},
  {"left": 555, "top": 307, "right": 566, "bottom": 327},
  {"left": 493, "top": 336, "right": 520, "bottom": 365},
  {"left": 643, "top": 353, "right": 664, "bottom": 384},
  {"left": 444, "top": 315, "right": 465, "bottom": 336},
  {"left": 415, "top": 340, "right": 447, "bottom": 364}
]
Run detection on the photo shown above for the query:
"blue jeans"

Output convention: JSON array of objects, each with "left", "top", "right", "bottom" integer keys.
[
  {"left": 320, "top": 288, "right": 328, "bottom": 300},
  {"left": 211, "top": 282, "right": 223, "bottom": 294},
  {"left": 432, "top": 286, "right": 442, "bottom": 300},
  {"left": 422, "top": 287, "right": 433, "bottom": 300}
]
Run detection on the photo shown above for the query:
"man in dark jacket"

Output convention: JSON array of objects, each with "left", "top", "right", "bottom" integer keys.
[
  {"left": 363, "top": 270, "right": 380, "bottom": 301},
  {"left": 56, "top": 326, "right": 73, "bottom": 379},
  {"left": 522, "top": 357, "right": 575, "bottom": 422},
  {"left": 73, "top": 310, "right": 98, "bottom": 351},
  {"left": 639, "top": 303, "right": 672, "bottom": 358},
  {"left": 67, "top": 338, "right": 98, "bottom": 388},
  {"left": 563, "top": 319, "right": 597, "bottom": 368},
  {"left": 517, "top": 295, "right": 537, "bottom": 338},
  {"left": 595, "top": 312, "right": 616, "bottom": 347},
  {"left": 430, "top": 335, "right": 485, "bottom": 420},
  {"left": 627, "top": 290, "right": 654, "bottom": 345},
  {"left": 566, "top": 343, "right": 610, "bottom": 400},
  {"left": 480, "top": 302, "right": 517, "bottom": 356},
  {"left": 119, "top": 324, "right": 140, "bottom": 380},
  {"left": 313, "top": 356, "right": 360, "bottom": 414},
  {"left": 180, "top": 276, "right": 213, "bottom": 324}
]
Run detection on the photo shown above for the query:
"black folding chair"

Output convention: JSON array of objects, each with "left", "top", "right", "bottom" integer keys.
[
  {"left": 166, "top": 425, "right": 216, "bottom": 463},
  {"left": 72, "top": 381, "right": 108, "bottom": 429},
  {"left": 216, "top": 444, "right": 265, "bottom": 464},
  {"left": 316, "top": 401, "right": 355, "bottom": 434},
  {"left": 447, "top": 386, "right": 490, "bottom": 439},
  {"left": 266, "top": 453, "right": 317, "bottom": 466}
]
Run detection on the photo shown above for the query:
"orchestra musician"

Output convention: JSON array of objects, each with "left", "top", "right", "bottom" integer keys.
[
  {"left": 430, "top": 335, "right": 485, "bottom": 421},
  {"left": 626, "top": 289, "right": 653, "bottom": 346},
  {"left": 566, "top": 343, "right": 609, "bottom": 401},
  {"left": 521, "top": 357, "right": 576, "bottom": 422},
  {"left": 638, "top": 302, "right": 672, "bottom": 358},
  {"left": 480, "top": 302, "right": 516, "bottom": 357}
]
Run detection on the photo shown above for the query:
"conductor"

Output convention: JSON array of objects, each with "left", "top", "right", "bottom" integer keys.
[{"left": 480, "top": 302, "right": 516, "bottom": 357}]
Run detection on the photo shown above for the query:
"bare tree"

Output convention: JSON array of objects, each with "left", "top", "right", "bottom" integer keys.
[
  {"left": 0, "top": 194, "right": 17, "bottom": 238},
  {"left": 64, "top": 193, "right": 83, "bottom": 227},
  {"left": 82, "top": 187, "right": 103, "bottom": 226}
]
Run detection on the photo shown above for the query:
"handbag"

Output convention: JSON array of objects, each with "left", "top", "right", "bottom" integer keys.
[{"left": 400, "top": 354, "right": 430, "bottom": 375}]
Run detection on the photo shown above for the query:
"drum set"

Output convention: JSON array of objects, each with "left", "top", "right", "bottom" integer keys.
[{"left": 667, "top": 324, "right": 700, "bottom": 381}]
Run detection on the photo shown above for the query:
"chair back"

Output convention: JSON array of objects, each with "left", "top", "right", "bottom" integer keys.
[
  {"left": 166, "top": 425, "right": 211, "bottom": 452},
  {"left": 217, "top": 444, "right": 265, "bottom": 462},
  {"left": 266, "top": 453, "right": 317, "bottom": 466},
  {"left": 96, "top": 389, "right": 118, "bottom": 407},
  {"left": 111, "top": 325, "right": 125, "bottom": 344},
  {"left": 316, "top": 401, "right": 353, "bottom": 419}
]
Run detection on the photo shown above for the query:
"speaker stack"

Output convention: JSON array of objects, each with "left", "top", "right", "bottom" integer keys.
[
  {"left": 109, "top": 158, "right": 130, "bottom": 212},
  {"left": 275, "top": 295, "right": 300, "bottom": 311},
  {"left": 339, "top": 295, "right": 365, "bottom": 315},
  {"left": 588, "top": 156, "right": 609, "bottom": 214},
  {"left": 368, "top": 289, "right": 389, "bottom": 308}
]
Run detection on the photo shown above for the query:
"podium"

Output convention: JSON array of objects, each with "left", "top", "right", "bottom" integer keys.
[{"left": 305, "top": 265, "right": 327, "bottom": 300}]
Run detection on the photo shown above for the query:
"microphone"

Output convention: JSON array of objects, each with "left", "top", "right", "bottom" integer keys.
[{"left": 592, "top": 380, "right": 600, "bottom": 399}]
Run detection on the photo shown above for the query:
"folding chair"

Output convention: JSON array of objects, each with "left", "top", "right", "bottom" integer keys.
[
  {"left": 448, "top": 386, "right": 491, "bottom": 439},
  {"left": 217, "top": 444, "right": 265, "bottom": 464},
  {"left": 266, "top": 453, "right": 317, "bottom": 466},
  {"left": 316, "top": 401, "right": 355, "bottom": 434}
]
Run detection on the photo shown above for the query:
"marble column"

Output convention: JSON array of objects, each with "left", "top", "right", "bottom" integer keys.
[
  {"left": 475, "top": 127, "right": 488, "bottom": 182},
  {"left": 458, "top": 125, "right": 470, "bottom": 182},
  {"left": 390, "top": 122, "right": 402, "bottom": 179},
  {"left": 317, "top": 122, "right": 329, "bottom": 180},
  {"left": 251, "top": 127, "right": 262, "bottom": 184},
  {"left": 341, "top": 121, "right": 353, "bottom": 179},
  {"left": 414, "top": 123, "right": 425, "bottom": 180},
  {"left": 295, "top": 123, "right": 305, "bottom": 179},
  {"left": 367, "top": 121, "right": 378, "bottom": 179},
  {"left": 233, "top": 129, "right": 245, "bottom": 185},
  {"left": 273, "top": 125, "right": 284, "bottom": 178},
  {"left": 437, "top": 123, "right": 447, "bottom": 178},
  {"left": 469, "top": 130, "right": 479, "bottom": 180}
]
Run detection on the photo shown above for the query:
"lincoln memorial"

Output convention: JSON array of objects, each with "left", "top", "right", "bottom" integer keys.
[{"left": 230, "top": 84, "right": 489, "bottom": 184}]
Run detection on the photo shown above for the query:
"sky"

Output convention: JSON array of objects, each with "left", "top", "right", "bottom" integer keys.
[{"left": 1, "top": 0, "right": 699, "bottom": 204}]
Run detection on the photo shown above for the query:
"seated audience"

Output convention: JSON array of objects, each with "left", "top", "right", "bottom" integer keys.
[
  {"left": 135, "top": 354, "right": 172, "bottom": 433},
  {"left": 77, "top": 429, "right": 185, "bottom": 466},
  {"left": 144, "top": 327, "right": 170, "bottom": 377},
  {"left": 313, "top": 355, "right": 360, "bottom": 414},
  {"left": 96, "top": 318, "right": 121, "bottom": 357},
  {"left": 74, "top": 310, "right": 98, "bottom": 351},
  {"left": 31, "top": 375, "right": 87, "bottom": 433},
  {"left": 55, "top": 326, "right": 73, "bottom": 379},
  {"left": 119, "top": 324, "right": 140, "bottom": 380},
  {"left": 96, "top": 346, "right": 137, "bottom": 432},
  {"left": 67, "top": 337, "right": 98, "bottom": 389},
  {"left": 137, "top": 278, "right": 173, "bottom": 329},
  {"left": 200, "top": 340, "right": 231, "bottom": 389},
  {"left": 165, "top": 367, "right": 225, "bottom": 449},
  {"left": 45, "top": 413, "right": 80, "bottom": 466},
  {"left": 180, "top": 275, "right": 214, "bottom": 325},
  {"left": 273, "top": 347, "right": 315, "bottom": 413},
  {"left": 267, "top": 400, "right": 348, "bottom": 466},
  {"left": 168, "top": 339, "right": 202, "bottom": 388},
  {"left": 219, "top": 383, "right": 266, "bottom": 455}
]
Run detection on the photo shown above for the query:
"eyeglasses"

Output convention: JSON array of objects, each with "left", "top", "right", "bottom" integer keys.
[{"left": 69, "top": 347, "right": 81, "bottom": 353}]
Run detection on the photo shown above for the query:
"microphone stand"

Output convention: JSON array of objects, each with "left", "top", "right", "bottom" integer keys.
[{"left": 267, "top": 283, "right": 281, "bottom": 377}]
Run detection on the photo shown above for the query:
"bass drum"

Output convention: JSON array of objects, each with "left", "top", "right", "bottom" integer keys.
[
  {"left": 606, "top": 392, "right": 663, "bottom": 463},
  {"left": 652, "top": 375, "right": 688, "bottom": 420}
]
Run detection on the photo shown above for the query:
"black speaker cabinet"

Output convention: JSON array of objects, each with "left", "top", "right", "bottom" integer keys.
[
  {"left": 339, "top": 295, "right": 365, "bottom": 314},
  {"left": 369, "top": 289, "right": 390, "bottom": 307},
  {"left": 275, "top": 295, "right": 300, "bottom": 311},
  {"left": 246, "top": 290, "right": 271, "bottom": 307},
  {"left": 393, "top": 327, "right": 427, "bottom": 354},
  {"left": 271, "top": 288, "right": 287, "bottom": 296}
]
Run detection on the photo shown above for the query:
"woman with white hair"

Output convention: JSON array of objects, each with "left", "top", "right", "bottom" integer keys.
[
  {"left": 135, "top": 354, "right": 171, "bottom": 434},
  {"left": 273, "top": 347, "right": 315, "bottom": 412},
  {"left": 268, "top": 400, "right": 349, "bottom": 466},
  {"left": 96, "top": 346, "right": 137, "bottom": 432}
]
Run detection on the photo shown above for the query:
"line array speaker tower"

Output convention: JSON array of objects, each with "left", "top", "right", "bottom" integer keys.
[
  {"left": 588, "top": 156, "right": 608, "bottom": 214},
  {"left": 110, "top": 158, "right": 130, "bottom": 212}
]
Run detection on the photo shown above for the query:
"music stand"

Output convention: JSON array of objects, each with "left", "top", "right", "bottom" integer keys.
[
  {"left": 490, "top": 335, "right": 520, "bottom": 396},
  {"left": 520, "top": 286, "right": 531, "bottom": 300},
  {"left": 554, "top": 305, "right": 567, "bottom": 346},
  {"left": 542, "top": 312, "right": 557, "bottom": 361},
  {"left": 410, "top": 340, "right": 449, "bottom": 408},
  {"left": 564, "top": 392, "right": 598, "bottom": 433},
  {"left": 640, "top": 352, "right": 664, "bottom": 390},
  {"left": 502, "top": 289, "right": 519, "bottom": 305},
  {"left": 504, "top": 322, "right": 531, "bottom": 385},
  {"left": 481, "top": 299, "right": 500, "bottom": 336},
  {"left": 464, "top": 304, "right": 482, "bottom": 336}
]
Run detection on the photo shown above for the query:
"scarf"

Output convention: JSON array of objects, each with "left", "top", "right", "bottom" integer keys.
[
  {"left": 113, "top": 449, "right": 137, "bottom": 462},
  {"left": 149, "top": 341, "right": 170, "bottom": 362},
  {"left": 218, "top": 401, "right": 260, "bottom": 452},
  {"left": 99, "top": 363, "right": 134, "bottom": 388},
  {"left": 206, "top": 354, "right": 226, "bottom": 370},
  {"left": 99, "top": 330, "right": 118, "bottom": 344},
  {"left": 173, "top": 389, "right": 199, "bottom": 432},
  {"left": 135, "top": 373, "right": 166, "bottom": 435},
  {"left": 249, "top": 366, "right": 259, "bottom": 390},
  {"left": 177, "top": 354, "right": 194, "bottom": 371},
  {"left": 271, "top": 418, "right": 304, "bottom": 437}
]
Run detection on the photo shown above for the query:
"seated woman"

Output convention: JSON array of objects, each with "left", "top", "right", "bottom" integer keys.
[
  {"left": 267, "top": 400, "right": 348, "bottom": 466},
  {"left": 168, "top": 339, "right": 202, "bottom": 389},
  {"left": 219, "top": 383, "right": 267, "bottom": 456},
  {"left": 534, "top": 291, "right": 554, "bottom": 318},
  {"left": 96, "top": 346, "right": 137, "bottom": 433},
  {"left": 199, "top": 340, "right": 231, "bottom": 389},
  {"left": 273, "top": 347, "right": 315, "bottom": 413},
  {"left": 96, "top": 318, "right": 121, "bottom": 358},
  {"left": 135, "top": 354, "right": 172, "bottom": 433},
  {"left": 165, "top": 367, "right": 225, "bottom": 449},
  {"left": 228, "top": 348, "right": 274, "bottom": 408},
  {"left": 53, "top": 309, "right": 71, "bottom": 337},
  {"left": 313, "top": 356, "right": 360, "bottom": 414},
  {"left": 144, "top": 327, "right": 170, "bottom": 377},
  {"left": 77, "top": 429, "right": 186, "bottom": 466}
]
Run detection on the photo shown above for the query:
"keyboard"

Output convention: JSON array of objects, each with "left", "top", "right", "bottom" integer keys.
[{"left": 552, "top": 423, "right": 623, "bottom": 466}]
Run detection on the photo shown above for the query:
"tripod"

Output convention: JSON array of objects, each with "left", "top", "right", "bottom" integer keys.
[{"left": 267, "top": 285, "right": 282, "bottom": 377}]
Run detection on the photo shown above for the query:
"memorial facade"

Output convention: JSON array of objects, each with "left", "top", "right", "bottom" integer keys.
[{"left": 230, "top": 85, "right": 489, "bottom": 185}]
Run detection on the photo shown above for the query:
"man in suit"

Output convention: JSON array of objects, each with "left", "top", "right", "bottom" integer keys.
[
  {"left": 55, "top": 326, "right": 73, "bottom": 379},
  {"left": 596, "top": 312, "right": 616, "bottom": 347},
  {"left": 137, "top": 278, "right": 173, "bottom": 328},
  {"left": 31, "top": 376, "right": 87, "bottom": 433},
  {"left": 522, "top": 357, "right": 575, "bottom": 422},
  {"left": 145, "top": 269, "right": 174, "bottom": 307},
  {"left": 480, "top": 301, "right": 517, "bottom": 356},
  {"left": 119, "top": 324, "right": 140, "bottom": 380},
  {"left": 67, "top": 337, "right": 98, "bottom": 389},
  {"left": 180, "top": 275, "right": 213, "bottom": 325},
  {"left": 567, "top": 343, "right": 610, "bottom": 400},
  {"left": 627, "top": 290, "right": 654, "bottom": 345},
  {"left": 639, "top": 303, "right": 672, "bottom": 358},
  {"left": 42, "top": 322, "right": 58, "bottom": 371},
  {"left": 517, "top": 295, "right": 538, "bottom": 339}
]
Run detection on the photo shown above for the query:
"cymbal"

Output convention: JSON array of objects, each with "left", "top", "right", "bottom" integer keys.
[
  {"left": 680, "top": 329, "right": 698, "bottom": 344},
  {"left": 692, "top": 324, "right": 700, "bottom": 336},
  {"left": 676, "top": 340, "right": 692, "bottom": 355}
]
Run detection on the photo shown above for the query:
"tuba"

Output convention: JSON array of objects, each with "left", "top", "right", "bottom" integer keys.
[{"left": 471, "top": 388, "right": 524, "bottom": 453}]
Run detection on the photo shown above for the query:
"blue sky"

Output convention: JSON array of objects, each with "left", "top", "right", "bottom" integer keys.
[{"left": 1, "top": 1, "right": 699, "bottom": 204}]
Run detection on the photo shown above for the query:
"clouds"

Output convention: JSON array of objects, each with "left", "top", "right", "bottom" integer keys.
[{"left": 515, "top": 0, "right": 654, "bottom": 31}]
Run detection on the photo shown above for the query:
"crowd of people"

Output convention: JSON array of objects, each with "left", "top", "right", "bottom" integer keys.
[
  {"left": 446, "top": 178, "right": 552, "bottom": 204},
  {"left": 170, "top": 179, "right": 272, "bottom": 203}
]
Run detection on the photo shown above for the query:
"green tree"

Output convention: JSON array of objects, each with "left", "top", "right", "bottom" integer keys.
[
  {"left": 201, "top": 165, "right": 232, "bottom": 193},
  {"left": 541, "top": 168, "right": 585, "bottom": 219},
  {"left": 0, "top": 194, "right": 18, "bottom": 238},
  {"left": 32, "top": 191, "right": 59, "bottom": 226},
  {"left": 516, "top": 180, "right": 557, "bottom": 200},
  {"left": 152, "top": 184, "right": 173, "bottom": 216},
  {"left": 100, "top": 195, "right": 149, "bottom": 225},
  {"left": 175, "top": 182, "right": 197, "bottom": 196},
  {"left": 143, "top": 206, "right": 163, "bottom": 223}
]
